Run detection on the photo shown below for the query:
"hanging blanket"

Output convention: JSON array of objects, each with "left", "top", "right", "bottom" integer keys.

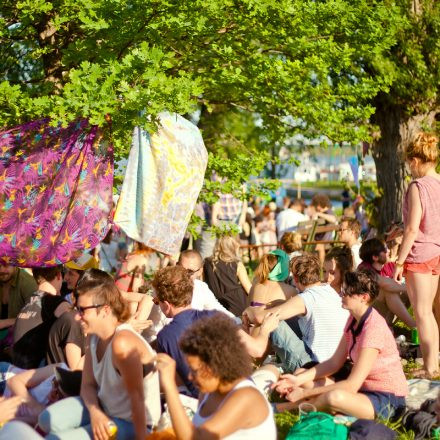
[
  {"left": 0, "top": 119, "right": 113, "bottom": 267},
  {"left": 114, "top": 112, "right": 207, "bottom": 255}
]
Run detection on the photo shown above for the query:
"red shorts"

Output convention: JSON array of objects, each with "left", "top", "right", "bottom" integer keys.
[{"left": 405, "top": 255, "right": 440, "bottom": 275}]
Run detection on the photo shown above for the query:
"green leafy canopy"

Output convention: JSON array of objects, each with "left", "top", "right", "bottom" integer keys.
[{"left": 0, "top": 0, "right": 403, "bottom": 202}]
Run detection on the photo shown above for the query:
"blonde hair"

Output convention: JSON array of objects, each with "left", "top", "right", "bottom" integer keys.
[
  {"left": 405, "top": 132, "right": 439, "bottom": 164},
  {"left": 213, "top": 235, "right": 241, "bottom": 264},
  {"left": 280, "top": 232, "right": 302, "bottom": 254},
  {"left": 254, "top": 253, "right": 278, "bottom": 283}
]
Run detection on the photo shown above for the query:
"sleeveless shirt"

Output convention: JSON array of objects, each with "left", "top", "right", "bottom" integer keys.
[
  {"left": 192, "top": 378, "right": 276, "bottom": 439},
  {"left": 403, "top": 175, "right": 440, "bottom": 263},
  {"left": 90, "top": 323, "right": 161, "bottom": 426}
]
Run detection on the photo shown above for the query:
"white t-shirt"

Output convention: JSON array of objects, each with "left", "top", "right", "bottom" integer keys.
[
  {"left": 276, "top": 209, "right": 308, "bottom": 240},
  {"left": 298, "top": 284, "right": 349, "bottom": 362},
  {"left": 351, "top": 242, "right": 362, "bottom": 268},
  {"left": 192, "top": 280, "right": 235, "bottom": 318}
]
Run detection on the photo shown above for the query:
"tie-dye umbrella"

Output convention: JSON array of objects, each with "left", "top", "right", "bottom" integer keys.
[{"left": 0, "top": 119, "right": 113, "bottom": 267}]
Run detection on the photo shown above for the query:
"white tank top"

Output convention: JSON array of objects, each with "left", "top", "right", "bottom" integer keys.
[
  {"left": 90, "top": 323, "right": 161, "bottom": 426},
  {"left": 192, "top": 378, "right": 276, "bottom": 440}
]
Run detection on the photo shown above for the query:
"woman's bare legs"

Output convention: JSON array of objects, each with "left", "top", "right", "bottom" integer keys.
[
  {"left": 406, "top": 271, "right": 440, "bottom": 375},
  {"left": 313, "top": 389, "right": 375, "bottom": 419},
  {"left": 433, "top": 282, "right": 440, "bottom": 337}
]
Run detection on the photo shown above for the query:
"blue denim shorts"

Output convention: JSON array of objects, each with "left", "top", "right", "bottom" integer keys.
[
  {"left": 360, "top": 390, "right": 406, "bottom": 419},
  {"left": 0, "top": 361, "right": 12, "bottom": 395}
]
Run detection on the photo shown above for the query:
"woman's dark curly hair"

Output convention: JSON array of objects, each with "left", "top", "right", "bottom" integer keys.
[
  {"left": 179, "top": 313, "right": 252, "bottom": 384},
  {"left": 343, "top": 269, "right": 379, "bottom": 304}
]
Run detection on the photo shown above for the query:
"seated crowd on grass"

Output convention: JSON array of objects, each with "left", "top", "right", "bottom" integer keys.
[{"left": 0, "top": 132, "right": 439, "bottom": 439}]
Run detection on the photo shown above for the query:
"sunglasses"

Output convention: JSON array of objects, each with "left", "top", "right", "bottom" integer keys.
[
  {"left": 75, "top": 304, "right": 105, "bottom": 316},
  {"left": 176, "top": 262, "right": 202, "bottom": 275}
]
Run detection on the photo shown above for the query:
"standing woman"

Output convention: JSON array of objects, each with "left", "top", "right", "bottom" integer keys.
[
  {"left": 394, "top": 132, "right": 440, "bottom": 377},
  {"left": 39, "top": 269, "right": 161, "bottom": 439},
  {"left": 203, "top": 235, "right": 252, "bottom": 317}
]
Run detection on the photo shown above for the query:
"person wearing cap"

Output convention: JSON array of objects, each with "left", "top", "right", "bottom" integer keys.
[{"left": 64, "top": 253, "right": 99, "bottom": 299}]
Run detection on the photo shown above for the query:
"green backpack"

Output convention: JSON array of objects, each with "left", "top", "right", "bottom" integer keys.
[{"left": 286, "top": 412, "right": 348, "bottom": 440}]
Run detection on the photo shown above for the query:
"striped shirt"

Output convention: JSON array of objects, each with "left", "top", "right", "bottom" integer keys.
[{"left": 298, "top": 284, "right": 350, "bottom": 362}]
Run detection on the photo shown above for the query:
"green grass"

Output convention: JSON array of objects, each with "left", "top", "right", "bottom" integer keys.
[
  {"left": 274, "top": 346, "right": 430, "bottom": 439},
  {"left": 275, "top": 412, "right": 299, "bottom": 439},
  {"left": 275, "top": 411, "right": 420, "bottom": 439}
]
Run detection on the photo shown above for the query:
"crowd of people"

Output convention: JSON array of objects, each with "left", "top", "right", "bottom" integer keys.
[{"left": 0, "top": 131, "right": 438, "bottom": 439}]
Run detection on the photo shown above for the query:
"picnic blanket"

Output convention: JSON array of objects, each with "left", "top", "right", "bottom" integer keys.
[
  {"left": 407, "top": 379, "right": 440, "bottom": 410},
  {"left": 114, "top": 112, "right": 208, "bottom": 255},
  {"left": 0, "top": 119, "right": 113, "bottom": 267}
]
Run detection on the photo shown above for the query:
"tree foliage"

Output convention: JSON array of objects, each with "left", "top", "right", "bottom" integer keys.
[
  {"left": 368, "top": 0, "right": 440, "bottom": 230},
  {"left": 0, "top": 0, "right": 404, "bottom": 208}
]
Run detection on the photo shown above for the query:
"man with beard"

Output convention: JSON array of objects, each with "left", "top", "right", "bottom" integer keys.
[
  {"left": 0, "top": 264, "right": 37, "bottom": 331},
  {"left": 358, "top": 238, "right": 415, "bottom": 328}
]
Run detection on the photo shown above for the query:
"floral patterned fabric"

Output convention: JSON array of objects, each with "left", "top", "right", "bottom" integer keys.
[{"left": 0, "top": 119, "right": 113, "bottom": 267}]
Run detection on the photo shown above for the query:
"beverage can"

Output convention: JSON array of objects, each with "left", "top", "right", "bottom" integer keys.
[
  {"left": 108, "top": 421, "right": 118, "bottom": 439},
  {"left": 411, "top": 328, "right": 419, "bottom": 345}
]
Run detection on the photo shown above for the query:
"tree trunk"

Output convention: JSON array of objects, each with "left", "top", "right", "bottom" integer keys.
[{"left": 371, "top": 98, "right": 436, "bottom": 232}]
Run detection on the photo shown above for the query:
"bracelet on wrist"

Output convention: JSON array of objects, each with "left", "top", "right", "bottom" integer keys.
[{"left": 395, "top": 261, "right": 405, "bottom": 268}]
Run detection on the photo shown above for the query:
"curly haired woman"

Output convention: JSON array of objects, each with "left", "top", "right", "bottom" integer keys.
[{"left": 156, "top": 313, "right": 276, "bottom": 439}]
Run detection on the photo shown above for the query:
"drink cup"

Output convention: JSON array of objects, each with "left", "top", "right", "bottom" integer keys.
[{"left": 298, "top": 402, "right": 317, "bottom": 419}]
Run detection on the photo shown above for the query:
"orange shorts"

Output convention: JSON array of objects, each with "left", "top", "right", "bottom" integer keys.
[{"left": 405, "top": 255, "right": 440, "bottom": 275}]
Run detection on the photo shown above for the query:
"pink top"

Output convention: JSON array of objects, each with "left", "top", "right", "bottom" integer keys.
[
  {"left": 403, "top": 175, "right": 440, "bottom": 263},
  {"left": 344, "top": 308, "right": 408, "bottom": 397}
]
